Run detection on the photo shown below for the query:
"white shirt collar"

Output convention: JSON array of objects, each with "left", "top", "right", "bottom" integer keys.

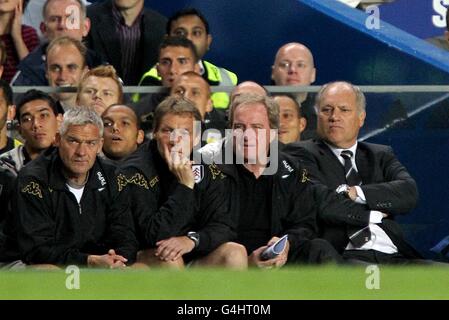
[{"left": 325, "top": 141, "right": 358, "bottom": 165}]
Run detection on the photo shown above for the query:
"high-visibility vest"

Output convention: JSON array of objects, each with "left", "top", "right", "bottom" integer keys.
[{"left": 133, "top": 60, "right": 238, "bottom": 109}]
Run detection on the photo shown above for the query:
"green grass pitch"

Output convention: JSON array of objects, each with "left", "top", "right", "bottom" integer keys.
[{"left": 1, "top": 266, "right": 448, "bottom": 300}]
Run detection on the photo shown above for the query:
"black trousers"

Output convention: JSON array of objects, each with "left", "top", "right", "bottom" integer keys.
[
  {"left": 289, "top": 238, "right": 343, "bottom": 265},
  {"left": 343, "top": 249, "right": 449, "bottom": 265}
]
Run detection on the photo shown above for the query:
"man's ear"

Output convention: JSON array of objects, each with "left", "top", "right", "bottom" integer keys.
[
  {"left": 299, "top": 117, "right": 307, "bottom": 134},
  {"left": 194, "top": 62, "right": 201, "bottom": 74},
  {"left": 206, "top": 34, "right": 212, "bottom": 52},
  {"left": 206, "top": 98, "right": 213, "bottom": 113},
  {"left": 82, "top": 17, "right": 91, "bottom": 37},
  {"left": 156, "top": 63, "right": 161, "bottom": 78},
  {"left": 56, "top": 113, "right": 63, "bottom": 130},
  {"left": 54, "top": 132, "right": 61, "bottom": 147},
  {"left": 136, "top": 129, "right": 145, "bottom": 145},
  {"left": 97, "top": 138, "right": 104, "bottom": 154},
  {"left": 7, "top": 105, "right": 16, "bottom": 121},
  {"left": 40, "top": 21, "right": 47, "bottom": 37},
  {"left": 310, "top": 67, "right": 316, "bottom": 84}
]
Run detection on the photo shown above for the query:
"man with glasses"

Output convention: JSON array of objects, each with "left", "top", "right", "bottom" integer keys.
[{"left": 271, "top": 42, "right": 317, "bottom": 139}]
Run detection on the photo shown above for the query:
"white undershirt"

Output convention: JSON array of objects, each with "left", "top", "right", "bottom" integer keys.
[
  {"left": 325, "top": 142, "right": 398, "bottom": 254},
  {"left": 66, "top": 184, "right": 85, "bottom": 205}
]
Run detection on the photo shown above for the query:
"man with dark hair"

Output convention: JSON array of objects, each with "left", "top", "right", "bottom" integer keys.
[
  {"left": 0, "top": 90, "right": 62, "bottom": 174},
  {"left": 86, "top": 0, "right": 166, "bottom": 85},
  {"left": 0, "top": 80, "right": 21, "bottom": 155},
  {"left": 101, "top": 104, "right": 144, "bottom": 162},
  {"left": 11, "top": 0, "right": 104, "bottom": 86},
  {"left": 132, "top": 36, "right": 200, "bottom": 132},
  {"left": 171, "top": 71, "right": 226, "bottom": 144},
  {"left": 120, "top": 96, "right": 247, "bottom": 269},
  {"left": 273, "top": 94, "right": 307, "bottom": 144},
  {"left": 12, "top": 107, "right": 137, "bottom": 267},
  {"left": 285, "top": 81, "right": 422, "bottom": 264},
  {"left": 139, "top": 8, "right": 237, "bottom": 109}
]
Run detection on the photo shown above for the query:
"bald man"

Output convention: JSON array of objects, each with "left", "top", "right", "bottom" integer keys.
[{"left": 271, "top": 43, "right": 317, "bottom": 139}]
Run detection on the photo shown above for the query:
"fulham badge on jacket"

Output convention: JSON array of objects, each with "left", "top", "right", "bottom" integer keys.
[{"left": 192, "top": 165, "right": 204, "bottom": 184}]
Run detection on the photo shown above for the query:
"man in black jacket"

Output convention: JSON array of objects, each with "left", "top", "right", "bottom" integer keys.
[
  {"left": 212, "top": 93, "right": 341, "bottom": 268},
  {"left": 86, "top": 0, "right": 166, "bottom": 85},
  {"left": 285, "top": 81, "right": 422, "bottom": 264},
  {"left": 120, "top": 96, "right": 247, "bottom": 269},
  {"left": 12, "top": 107, "right": 138, "bottom": 268}
]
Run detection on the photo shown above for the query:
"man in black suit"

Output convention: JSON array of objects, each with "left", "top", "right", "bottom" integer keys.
[
  {"left": 285, "top": 81, "right": 422, "bottom": 264},
  {"left": 86, "top": 0, "right": 166, "bottom": 85}
]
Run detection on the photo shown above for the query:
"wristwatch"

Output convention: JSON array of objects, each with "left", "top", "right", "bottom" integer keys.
[
  {"left": 187, "top": 231, "right": 200, "bottom": 249},
  {"left": 336, "top": 184, "right": 350, "bottom": 197}
]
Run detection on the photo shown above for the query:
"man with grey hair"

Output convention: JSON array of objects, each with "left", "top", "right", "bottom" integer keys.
[
  {"left": 215, "top": 93, "right": 341, "bottom": 268},
  {"left": 12, "top": 0, "right": 104, "bottom": 86},
  {"left": 285, "top": 81, "right": 422, "bottom": 264},
  {"left": 11, "top": 107, "right": 138, "bottom": 268}
]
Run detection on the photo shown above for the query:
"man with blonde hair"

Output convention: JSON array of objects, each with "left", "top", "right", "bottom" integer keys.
[{"left": 77, "top": 65, "right": 123, "bottom": 115}]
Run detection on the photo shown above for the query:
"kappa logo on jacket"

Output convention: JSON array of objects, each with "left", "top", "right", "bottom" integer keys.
[{"left": 22, "top": 181, "right": 43, "bottom": 199}]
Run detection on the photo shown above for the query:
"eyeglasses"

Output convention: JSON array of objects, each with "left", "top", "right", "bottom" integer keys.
[{"left": 276, "top": 61, "right": 308, "bottom": 70}]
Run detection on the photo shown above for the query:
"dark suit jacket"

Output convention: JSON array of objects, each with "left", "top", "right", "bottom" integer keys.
[
  {"left": 284, "top": 139, "right": 421, "bottom": 258},
  {"left": 86, "top": 0, "right": 167, "bottom": 85}
]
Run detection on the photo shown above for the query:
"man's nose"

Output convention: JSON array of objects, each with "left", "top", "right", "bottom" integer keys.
[{"left": 75, "top": 142, "right": 88, "bottom": 155}]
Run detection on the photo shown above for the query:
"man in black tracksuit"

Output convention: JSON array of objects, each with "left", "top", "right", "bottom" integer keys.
[
  {"left": 120, "top": 96, "right": 247, "bottom": 269},
  {"left": 210, "top": 93, "right": 341, "bottom": 268},
  {"left": 12, "top": 108, "right": 137, "bottom": 267}
]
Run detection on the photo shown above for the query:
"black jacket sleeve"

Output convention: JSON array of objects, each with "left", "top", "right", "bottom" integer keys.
[
  {"left": 121, "top": 170, "right": 196, "bottom": 247},
  {"left": 291, "top": 145, "right": 372, "bottom": 227},
  {"left": 104, "top": 182, "right": 138, "bottom": 264},
  {"left": 194, "top": 165, "right": 235, "bottom": 255},
  {"left": 360, "top": 146, "right": 418, "bottom": 215},
  {"left": 281, "top": 174, "right": 318, "bottom": 252}
]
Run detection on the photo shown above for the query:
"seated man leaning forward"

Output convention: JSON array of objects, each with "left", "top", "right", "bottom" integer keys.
[
  {"left": 119, "top": 96, "right": 247, "bottom": 269},
  {"left": 14, "top": 107, "right": 138, "bottom": 268}
]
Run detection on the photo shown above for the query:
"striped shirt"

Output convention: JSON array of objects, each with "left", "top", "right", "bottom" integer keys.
[
  {"left": 0, "top": 25, "right": 39, "bottom": 82},
  {"left": 112, "top": 3, "right": 143, "bottom": 85}
]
